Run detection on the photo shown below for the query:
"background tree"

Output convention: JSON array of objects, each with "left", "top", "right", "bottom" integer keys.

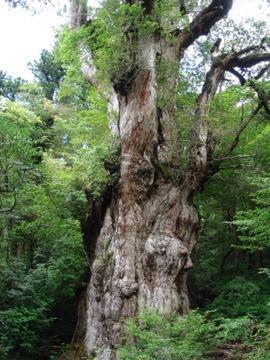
[
  {"left": 0, "top": 71, "right": 24, "bottom": 101},
  {"left": 29, "top": 49, "right": 65, "bottom": 101},
  {"left": 5, "top": 0, "right": 51, "bottom": 9}
]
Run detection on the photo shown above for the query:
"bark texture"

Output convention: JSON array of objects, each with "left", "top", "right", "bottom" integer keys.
[
  {"left": 66, "top": 0, "right": 270, "bottom": 358},
  {"left": 83, "top": 37, "right": 199, "bottom": 359}
]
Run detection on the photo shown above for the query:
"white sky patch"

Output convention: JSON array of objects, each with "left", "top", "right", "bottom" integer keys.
[
  {"left": 0, "top": 0, "right": 269, "bottom": 80},
  {"left": 230, "top": 0, "right": 270, "bottom": 22},
  {"left": 0, "top": 0, "right": 69, "bottom": 80}
]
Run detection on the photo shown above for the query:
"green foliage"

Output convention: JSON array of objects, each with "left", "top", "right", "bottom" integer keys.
[
  {"left": 208, "top": 277, "right": 270, "bottom": 320},
  {"left": 55, "top": 83, "right": 118, "bottom": 199},
  {"left": 56, "top": 26, "right": 95, "bottom": 109},
  {"left": 118, "top": 311, "right": 218, "bottom": 360},
  {"left": 0, "top": 87, "right": 88, "bottom": 358},
  {"left": 0, "top": 71, "right": 25, "bottom": 101},
  {"left": 18, "top": 82, "right": 48, "bottom": 113},
  {"left": 0, "top": 190, "right": 86, "bottom": 358},
  {"left": 0, "top": 101, "right": 37, "bottom": 226},
  {"left": 56, "top": 28, "right": 120, "bottom": 198},
  {"left": 0, "top": 262, "right": 52, "bottom": 359},
  {"left": 56, "top": 25, "right": 86, "bottom": 68},
  {"left": 117, "top": 310, "right": 270, "bottom": 360},
  {"left": 233, "top": 176, "right": 270, "bottom": 252},
  {"left": 216, "top": 316, "right": 253, "bottom": 343},
  {"left": 191, "top": 167, "right": 251, "bottom": 293},
  {"left": 0, "top": 178, "right": 87, "bottom": 358},
  {"left": 29, "top": 49, "right": 65, "bottom": 100},
  {"left": 86, "top": 1, "right": 144, "bottom": 85}
]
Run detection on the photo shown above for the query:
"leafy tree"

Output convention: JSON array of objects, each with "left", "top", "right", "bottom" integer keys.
[
  {"left": 0, "top": 71, "right": 25, "bottom": 101},
  {"left": 233, "top": 176, "right": 270, "bottom": 252},
  {"left": 0, "top": 89, "right": 87, "bottom": 359},
  {"left": 0, "top": 101, "right": 37, "bottom": 243},
  {"left": 29, "top": 49, "right": 65, "bottom": 101},
  {"left": 117, "top": 310, "right": 270, "bottom": 360}
]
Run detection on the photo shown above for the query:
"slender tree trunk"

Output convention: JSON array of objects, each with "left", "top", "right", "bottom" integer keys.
[{"left": 70, "top": 0, "right": 87, "bottom": 29}]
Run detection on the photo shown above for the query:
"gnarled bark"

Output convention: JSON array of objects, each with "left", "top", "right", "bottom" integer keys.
[{"left": 66, "top": 0, "right": 270, "bottom": 358}]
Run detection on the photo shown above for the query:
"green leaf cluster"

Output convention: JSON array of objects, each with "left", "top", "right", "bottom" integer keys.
[{"left": 117, "top": 310, "right": 270, "bottom": 360}]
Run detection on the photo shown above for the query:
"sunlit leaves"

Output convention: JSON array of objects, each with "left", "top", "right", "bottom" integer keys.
[
  {"left": 0, "top": 71, "right": 25, "bottom": 101},
  {"left": 0, "top": 101, "right": 38, "bottom": 218},
  {"left": 117, "top": 310, "right": 270, "bottom": 360},
  {"left": 233, "top": 176, "right": 270, "bottom": 251},
  {"left": 28, "top": 49, "right": 64, "bottom": 101}
]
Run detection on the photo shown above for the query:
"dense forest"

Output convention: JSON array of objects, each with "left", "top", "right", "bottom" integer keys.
[{"left": 1, "top": 0, "right": 270, "bottom": 359}]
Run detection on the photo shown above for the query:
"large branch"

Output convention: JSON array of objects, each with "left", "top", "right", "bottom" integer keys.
[
  {"left": 208, "top": 49, "right": 270, "bottom": 171},
  {"left": 180, "top": 0, "right": 233, "bottom": 50},
  {"left": 227, "top": 68, "right": 245, "bottom": 85},
  {"left": 79, "top": 45, "right": 120, "bottom": 138},
  {"left": 186, "top": 59, "right": 225, "bottom": 191},
  {"left": 186, "top": 42, "right": 270, "bottom": 190},
  {"left": 255, "top": 63, "right": 270, "bottom": 80},
  {"left": 79, "top": 44, "right": 111, "bottom": 101},
  {"left": 227, "top": 52, "right": 270, "bottom": 68},
  {"left": 225, "top": 45, "right": 270, "bottom": 115},
  {"left": 228, "top": 66, "right": 270, "bottom": 115},
  {"left": 211, "top": 102, "right": 264, "bottom": 173},
  {"left": 70, "top": 0, "right": 120, "bottom": 138}
]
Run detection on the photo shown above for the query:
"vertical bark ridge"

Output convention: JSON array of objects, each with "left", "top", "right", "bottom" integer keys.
[{"left": 156, "top": 39, "right": 182, "bottom": 165}]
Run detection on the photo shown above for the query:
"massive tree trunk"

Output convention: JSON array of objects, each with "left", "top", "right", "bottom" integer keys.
[
  {"left": 83, "top": 37, "right": 199, "bottom": 359},
  {"left": 66, "top": 0, "right": 270, "bottom": 358}
]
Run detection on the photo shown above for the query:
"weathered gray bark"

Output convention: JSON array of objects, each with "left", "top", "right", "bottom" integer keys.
[
  {"left": 83, "top": 38, "right": 199, "bottom": 359},
  {"left": 79, "top": 43, "right": 120, "bottom": 138},
  {"left": 66, "top": 0, "right": 270, "bottom": 358},
  {"left": 70, "top": 1, "right": 120, "bottom": 140}
]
